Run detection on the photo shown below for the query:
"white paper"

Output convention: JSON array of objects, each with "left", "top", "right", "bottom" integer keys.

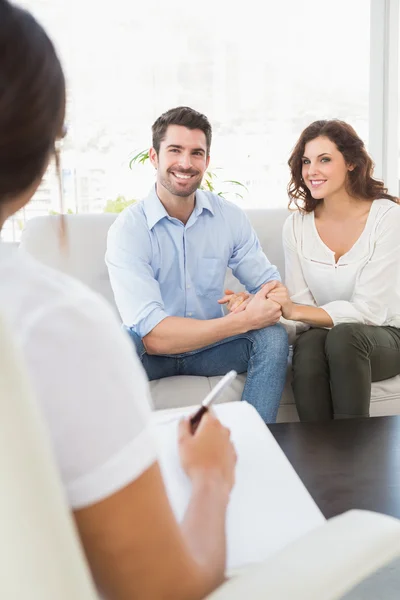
[{"left": 153, "top": 401, "right": 325, "bottom": 571}]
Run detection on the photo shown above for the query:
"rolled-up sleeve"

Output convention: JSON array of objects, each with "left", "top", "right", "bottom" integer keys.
[
  {"left": 106, "top": 209, "right": 168, "bottom": 338},
  {"left": 228, "top": 206, "right": 281, "bottom": 293}
]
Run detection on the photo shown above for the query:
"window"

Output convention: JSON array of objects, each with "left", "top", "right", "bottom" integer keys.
[
  {"left": 398, "top": 2, "right": 400, "bottom": 192},
  {"left": 3, "top": 0, "right": 371, "bottom": 241}
]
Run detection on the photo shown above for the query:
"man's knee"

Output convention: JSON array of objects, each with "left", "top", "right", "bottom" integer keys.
[
  {"left": 325, "top": 323, "right": 366, "bottom": 359},
  {"left": 251, "top": 323, "right": 289, "bottom": 355}
]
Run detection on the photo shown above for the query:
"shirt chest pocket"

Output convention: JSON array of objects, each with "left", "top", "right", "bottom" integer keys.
[{"left": 195, "top": 258, "right": 226, "bottom": 298}]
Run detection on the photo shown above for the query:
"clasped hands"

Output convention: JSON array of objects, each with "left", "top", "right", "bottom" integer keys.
[{"left": 218, "top": 280, "right": 295, "bottom": 321}]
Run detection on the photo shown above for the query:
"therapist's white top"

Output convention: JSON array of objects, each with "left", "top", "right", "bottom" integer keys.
[
  {"left": 283, "top": 198, "right": 400, "bottom": 329},
  {"left": 0, "top": 244, "right": 157, "bottom": 510}
]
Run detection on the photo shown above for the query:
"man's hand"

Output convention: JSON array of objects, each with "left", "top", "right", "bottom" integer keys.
[
  {"left": 178, "top": 412, "right": 237, "bottom": 494},
  {"left": 265, "top": 281, "right": 295, "bottom": 320},
  {"left": 218, "top": 289, "right": 251, "bottom": 313},
  {"left": 238, "top": 282, "right": 282, "bottom": 329}
]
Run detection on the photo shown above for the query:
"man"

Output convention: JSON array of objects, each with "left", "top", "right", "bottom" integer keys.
[{"left": 106, "top": 106, "right": 288, "bottom": 422}]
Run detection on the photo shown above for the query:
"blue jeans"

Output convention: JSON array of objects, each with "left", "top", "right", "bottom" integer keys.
[{"left": 125, "top": 325, "right": 289, "bottom": 423}]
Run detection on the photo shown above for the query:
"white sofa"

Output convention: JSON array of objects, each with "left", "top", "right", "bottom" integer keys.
[{"left": 20, "top": 210, "right": 400, "bottom": 422}]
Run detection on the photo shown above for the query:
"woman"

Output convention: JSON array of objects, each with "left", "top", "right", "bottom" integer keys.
[
  {"left": 0, "top": 2, "right": 236, "bottom": 598},
  {"left": 267, "top": 119, "right": 400, "bottom": 421}
]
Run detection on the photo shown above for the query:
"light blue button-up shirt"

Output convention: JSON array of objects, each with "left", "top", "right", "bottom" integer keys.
[{"left": 106, "top": 187, "right": 281, "bottom": 338}]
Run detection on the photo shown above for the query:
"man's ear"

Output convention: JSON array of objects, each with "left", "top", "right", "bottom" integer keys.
[
  {"left": 149, "top": 147, "right": 158, "bottom": 169},
  {"left": 206, "top": 154, "right": 211, "bottom": 169}
]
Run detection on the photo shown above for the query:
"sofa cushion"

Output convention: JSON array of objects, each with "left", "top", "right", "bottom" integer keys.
[
  {"left": 149, "top": 370, "right": 298, "bottom": 423},
  {"left": 150, "top": 367, "right": 400, "bottom": 421}
]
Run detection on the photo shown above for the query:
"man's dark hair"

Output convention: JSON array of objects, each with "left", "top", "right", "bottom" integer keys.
[{"left": 152, "top": 106, "right": 212, "bottom": 156}]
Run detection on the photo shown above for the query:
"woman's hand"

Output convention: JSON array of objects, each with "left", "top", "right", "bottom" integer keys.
[
  {"left": 178, "top": 412, "right": 237, "bottom": 494},
  {"left": 218, "top": 289, "right": 251, "bottom": 313},
  {"left": 265, "top": 282, "right": 295, "bottom": 320}
]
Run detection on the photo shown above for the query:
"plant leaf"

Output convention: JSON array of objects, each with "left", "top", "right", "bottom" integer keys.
[
  {"left": 129, "top": 149, "right": 149, "bottom": 170},
  {"left": 223, "top": 179, "right": 248, "bottom": 191}
]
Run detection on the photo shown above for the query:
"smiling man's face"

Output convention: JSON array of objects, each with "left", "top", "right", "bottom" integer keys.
[{"left": 150, "top": 125, "right": 210, "bottom": 199}]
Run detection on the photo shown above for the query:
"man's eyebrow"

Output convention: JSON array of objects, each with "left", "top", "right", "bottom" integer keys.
[{"left": 166, "top": 144, "right": 205, "bottom": 153}]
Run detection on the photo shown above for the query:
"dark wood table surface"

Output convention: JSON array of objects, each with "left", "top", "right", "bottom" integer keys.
[{"left": 269, "top": 416, "right": 400, "bottom": 520}]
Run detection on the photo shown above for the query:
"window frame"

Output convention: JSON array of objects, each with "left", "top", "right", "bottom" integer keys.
[{"left": 369, "top": 0, "right": 399, "bottom": 196}]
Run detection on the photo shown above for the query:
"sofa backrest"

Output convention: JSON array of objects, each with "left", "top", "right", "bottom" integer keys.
[
  {"left": 20, "top": 214, "right": 119, "bottom": 309},
  {"left": 19, "top": 208, "right": 290, "bottom": 312}
]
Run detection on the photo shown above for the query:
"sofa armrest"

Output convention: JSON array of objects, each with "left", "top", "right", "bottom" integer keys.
[{"left": 207, "top": 510, "right": 400, "bottom": 600}]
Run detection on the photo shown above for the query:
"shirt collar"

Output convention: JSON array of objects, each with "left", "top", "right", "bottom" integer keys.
[
  {"left": 194, "top": 189, "right": 215, "bottom": 218},
  {"left": 142, "top": 186, "right": 169, "bottom": 230},
  {"left": 143, "top": 186, "right": 215, "bottom": 230}
]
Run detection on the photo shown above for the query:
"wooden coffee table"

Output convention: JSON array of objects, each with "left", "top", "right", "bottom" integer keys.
[{"left": 269, "top": 416, "right": 400, "bottom": 519}]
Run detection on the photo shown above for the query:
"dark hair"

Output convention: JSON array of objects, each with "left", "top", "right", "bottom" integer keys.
[
  {"left": 0, "top": 0, "right": 66, "bottom": 207},
  {"left": 287, "top": 119, "right": 399, "bottom": 212},
  {"left": 152, "top": 106, "right": 212, "bottom": 155}
]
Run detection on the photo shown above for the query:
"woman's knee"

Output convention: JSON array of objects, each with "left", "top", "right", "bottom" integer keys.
[
  {"left": 292, "top": 329, "right": 329, "bottom": 374},
  {"left": 325, "top": 323, "right": 366, "bottom": 360},
  {"left": 293, "top": 328, "right": 327, "bottom": 362}
]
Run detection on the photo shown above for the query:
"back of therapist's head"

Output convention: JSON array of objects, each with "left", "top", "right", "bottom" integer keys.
[{"left": 0, "top": 0, "right": 65, "bottom": 207}]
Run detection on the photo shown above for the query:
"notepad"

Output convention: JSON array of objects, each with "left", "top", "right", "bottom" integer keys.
[{"left": 153, "top": 401, "right": 325, "bottom": 571}]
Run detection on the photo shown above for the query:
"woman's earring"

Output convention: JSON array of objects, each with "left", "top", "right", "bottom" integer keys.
[{"left": 54, "top": 142, "right": 67, "bottom": 248}]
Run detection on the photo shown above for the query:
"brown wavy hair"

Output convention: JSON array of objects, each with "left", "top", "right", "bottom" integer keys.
[{"left": 287, "top": 119, "right": 399, "bottom": 212}]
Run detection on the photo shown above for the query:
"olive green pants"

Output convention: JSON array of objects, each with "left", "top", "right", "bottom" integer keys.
[{"left": 292, "top": 323, "right": 400, "bottom": 421}]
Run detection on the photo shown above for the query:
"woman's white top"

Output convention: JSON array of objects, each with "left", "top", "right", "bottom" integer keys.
[
  {"left": 0, "top": 245, "right": 157, "bottom": 510},
  {"left": 283, "top": 199, "right": 400, "bottom": 331}
]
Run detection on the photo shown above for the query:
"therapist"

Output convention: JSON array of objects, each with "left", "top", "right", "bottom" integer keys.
[{"left": 0, "top": 2, "right": 236, "bottom": 598}]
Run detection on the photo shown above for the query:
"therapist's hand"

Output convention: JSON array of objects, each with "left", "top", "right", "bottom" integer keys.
[{"left": 178, "top": 412, "right": 237, "bottom": 494}]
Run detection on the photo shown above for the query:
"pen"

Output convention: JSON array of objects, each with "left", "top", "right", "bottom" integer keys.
[{"left": 189, "top": 370, "right": 237, "bottom": 433}]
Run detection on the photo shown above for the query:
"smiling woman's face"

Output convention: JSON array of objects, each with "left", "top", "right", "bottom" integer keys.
[{"left": 302, "top": 136, "right": 353, "bottom": 200}]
